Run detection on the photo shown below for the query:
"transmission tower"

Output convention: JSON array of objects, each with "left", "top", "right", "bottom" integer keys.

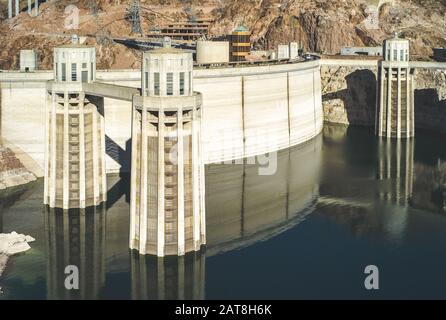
[{"left": 126, "top": 0, "right": 142, "bottom": 35}]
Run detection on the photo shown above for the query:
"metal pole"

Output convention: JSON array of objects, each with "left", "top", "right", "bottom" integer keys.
[{"left": 8, "top": 0, "right": 13, "bottom": 18}]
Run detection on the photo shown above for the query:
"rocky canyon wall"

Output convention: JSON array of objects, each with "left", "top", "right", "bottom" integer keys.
[
  {"left": 321, "top": 64, "right": 446, "bottom": 134},
  {"left": 0, "top": 142, "right": 36, "bottom": 190}
]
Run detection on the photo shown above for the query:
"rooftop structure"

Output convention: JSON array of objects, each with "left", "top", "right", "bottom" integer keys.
[
  {"left": 147, "top": 19, "right": 213, "bottom": 42},
  {"left": 53, "top": 44, "right": 96, "bottom": 83}
]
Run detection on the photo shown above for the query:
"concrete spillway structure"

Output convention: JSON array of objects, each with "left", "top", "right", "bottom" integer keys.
[
  {"left": 376, "top": 34, "right": 415, "bottom": 138},
  {"left": 130, "top": 40, "right": 205, "bottom": 257},
  {"left": 44, "top": 42, "right": 107, "bottom": 209}
]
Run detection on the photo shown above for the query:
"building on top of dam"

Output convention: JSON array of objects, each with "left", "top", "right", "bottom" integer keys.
[
  {"left": 130, "top": 38, "right": 205, "bottom": 257},
  {"left": 19, "top": 49, "right": 38, "bottom": 72},
  {"left": 229, "top": 25, "right": 251, "bottom": 62},
  {"left": 340, "top": 46, "right": 383, "bottom": 56},
  {"left": 376, "top": 33, "right": 415, "bottom": 139}
]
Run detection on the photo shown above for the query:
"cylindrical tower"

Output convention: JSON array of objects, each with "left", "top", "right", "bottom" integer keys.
[
  {"left": 376, "top": 33, "right": 415, "bottom": 138},
  {"left": 44, "top": 39, "right": 107, "bottom": 209},
  {"left": 130, "top": 39, "right": 205, "bottom": 257}
]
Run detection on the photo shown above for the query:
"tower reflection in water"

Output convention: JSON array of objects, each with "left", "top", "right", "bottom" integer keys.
[
  {"left": 130, "top": 251, "right": 205, "bottom": 300},
  {"left": 43, "top": 133, "right": 322, "bottom": 300},
  {"left": 44, "top": 205, "right": 106, "bottom": 300},
  {"left": 377, "top": 138, "right": 414, "bottom": 205},
  {"left": 318, "top": 125, "right": 416, "bottom": 240}
]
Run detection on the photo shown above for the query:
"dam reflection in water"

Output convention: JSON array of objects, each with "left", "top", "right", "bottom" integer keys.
[
  {"left": 318, "top": 125, "right": 445, "bottom": 243},
  {"left": 41, "top": 134, "right": 323, "bottom": 299},
  {"left": 44, "top": 206, "right": 106, "bottom": 300},
  {"left": 5, "top": 125, "right": 444, "bottom": 299}
]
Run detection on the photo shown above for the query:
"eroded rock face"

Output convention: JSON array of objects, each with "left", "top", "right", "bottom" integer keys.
[
  {"left": 0, "top": 232, "right": 35, "bottom": 278},
  {"left": 321, "top": 65, "right": 446, "bottom": 134},
  {"left": 0, "top": 144, "right": 37, "bottom": 190},
  {"left": 321, "top": 65, "right": 377, "bottom": 126},
  {"left": 414, "top": 69, "right": 446, "bottom": 134},
  {"left": 210, "top": 0, "right": 446, "bottom": 56},
  {"left": 1, "top": 0, "right": 445, "bottom": 69}
]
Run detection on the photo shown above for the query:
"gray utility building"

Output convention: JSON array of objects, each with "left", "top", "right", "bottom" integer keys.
[
  {"left": 20, "top": 49, "right": 38, "bottom": 72},
  {"left": 341, "top": 46, "right": 383, "bottom": 56}
]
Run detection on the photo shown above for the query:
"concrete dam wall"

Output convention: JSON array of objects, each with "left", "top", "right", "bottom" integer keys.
[{"left": 0, "top": 59, "right": 323, "bottom": 175}]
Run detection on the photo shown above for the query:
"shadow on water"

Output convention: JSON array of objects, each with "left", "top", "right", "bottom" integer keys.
[{"left": 414, "top": 88, "right": 446, "bottom": 134}]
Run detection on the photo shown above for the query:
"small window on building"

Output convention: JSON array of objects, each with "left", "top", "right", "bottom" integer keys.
[
  {"left": 82, "top": 63, "right": 87, "bottom": 69},
  {"left": 166, "top": 72, "right": 173, "bottom": 96},
  {"left": 189, "top": 72, "right": 192, "bottom": 94},
  {"left": 55, "top": 63, "right": 58, "bottom": 79},
  {"left": 71, "top": 63, "right": 77, "bottom": 81},
  {"left": 154, "top": 72, "right": 160, "bottom": 95},
  {"left": 91, "top": 63, "right": 94, "bottom": 81},
  {"left": 179, "top": 72, "right": 185, "bottom": 95},
  {"left": 145, "top": 72, "right": 149, "bottom": 90},
  {"left": 81, "top": 70, "right": 88, "bottom": 83},
  {"left": 393, "top": 49, "right": 397, "bottom": 61},
  {"left": 400, "top": 50, "right": 404, "bottom": 61},
  {"left": 61, "top": 63, "right": 66, "bottom": 81}
]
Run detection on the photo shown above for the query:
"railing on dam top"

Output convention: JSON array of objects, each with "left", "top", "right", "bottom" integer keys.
[{"left": 194, "top": 55, "right": 320, "bottom": 70}]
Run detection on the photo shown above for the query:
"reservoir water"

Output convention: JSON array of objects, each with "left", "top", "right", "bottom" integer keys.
[{"left": 1, "top": 124, "right": 445, "bottom": 299}]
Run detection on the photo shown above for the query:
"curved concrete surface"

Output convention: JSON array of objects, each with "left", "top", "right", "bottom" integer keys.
[{"left": 0, "top": 59, "right": 323, "bottom": 174}]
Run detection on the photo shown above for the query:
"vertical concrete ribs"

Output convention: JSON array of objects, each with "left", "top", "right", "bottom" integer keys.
[
  {"left": 44, "top": 43, "right": 106, "bottom": 209},
  {"left": 376, "top": 34, "right": 415, "bottom": 139},
  {"left": 130, "top": 39, "right": 205, "bottom": 257}
]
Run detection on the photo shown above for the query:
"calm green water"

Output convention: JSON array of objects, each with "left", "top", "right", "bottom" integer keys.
[{"left": 0, "top": 124, "right": 445, "bottom": 299}]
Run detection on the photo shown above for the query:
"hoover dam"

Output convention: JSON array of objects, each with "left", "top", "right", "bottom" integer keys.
[{"left": 0, "top": 58, "right": 323, "bottom": 175}]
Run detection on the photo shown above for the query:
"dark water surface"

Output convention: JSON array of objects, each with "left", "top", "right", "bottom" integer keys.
[{"left": 1, "top": 125, "right": 445, "bottom": 299}]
